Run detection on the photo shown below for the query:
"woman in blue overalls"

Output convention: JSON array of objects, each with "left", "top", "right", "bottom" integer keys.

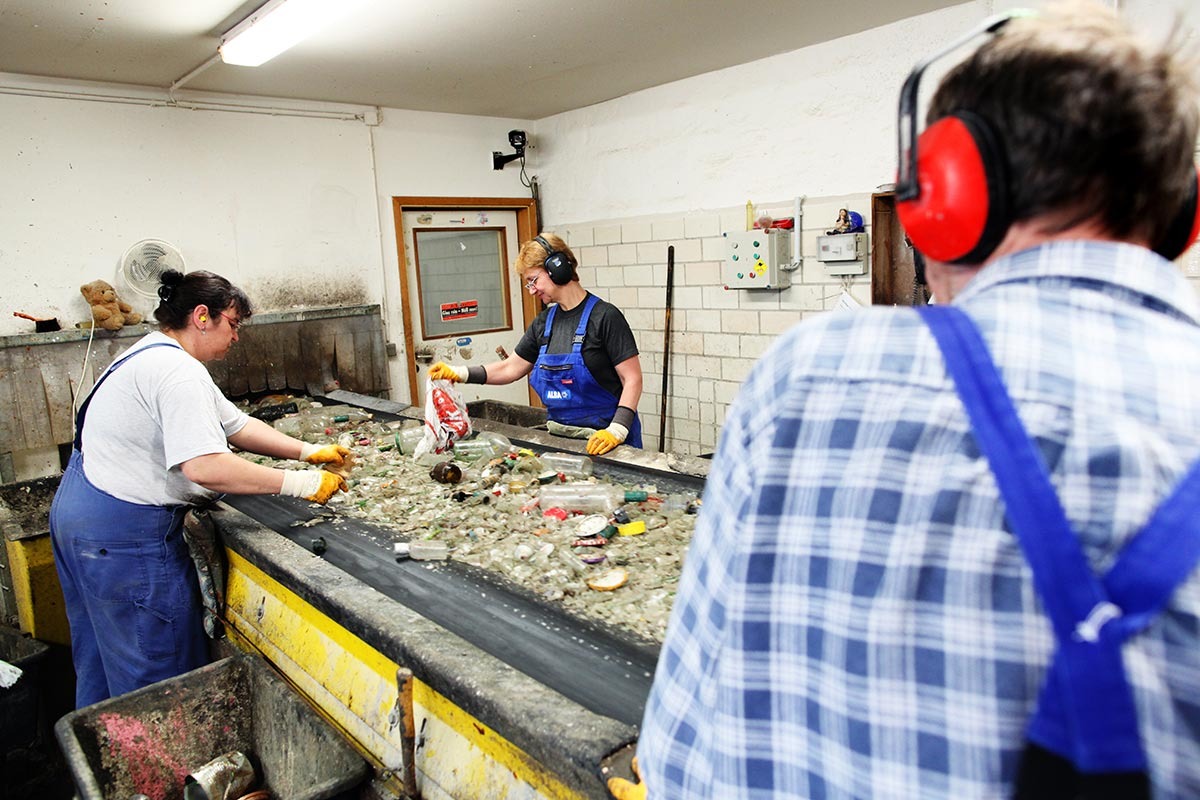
[
  {"left": 429, "top": 233, "right": 643, "bottom": 455},
  {"left": 50, "top": 269, "right": 352, "bottom": 707}
]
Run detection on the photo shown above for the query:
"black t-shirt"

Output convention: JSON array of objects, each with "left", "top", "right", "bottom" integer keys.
[{"left": 515, "top": 293, "right": 639, "bottom": 399}]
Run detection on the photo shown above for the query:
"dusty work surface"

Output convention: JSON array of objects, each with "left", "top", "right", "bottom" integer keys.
[
  {"left": 214, "top": 505, "right": 637, "bottom": 799},
  {"left": 0, "top": 477, "right": 57, "bottom": 532},
  {"left": 237, "top": 394, "right": 705, "bottom": 644},
  {"left": 223, "top": 492, "right": 660, "bottom": 726}
]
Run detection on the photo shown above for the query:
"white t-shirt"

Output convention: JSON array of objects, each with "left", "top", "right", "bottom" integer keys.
[{"left": 80, "top": 331, "right": 250, "bottom": 506}]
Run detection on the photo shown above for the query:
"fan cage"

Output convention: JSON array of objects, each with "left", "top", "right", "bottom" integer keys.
[{"left": 120, "top": 239, "right": 185, "bottom": 299}]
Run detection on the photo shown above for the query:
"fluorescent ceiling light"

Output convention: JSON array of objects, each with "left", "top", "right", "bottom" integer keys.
[{"left": 219, "top": 0, "right": 364, "bottom": 67}]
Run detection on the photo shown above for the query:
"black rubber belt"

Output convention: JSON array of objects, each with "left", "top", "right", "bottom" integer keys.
[{"left": 224, "top": 493, "right": 661, "bottom": 726}]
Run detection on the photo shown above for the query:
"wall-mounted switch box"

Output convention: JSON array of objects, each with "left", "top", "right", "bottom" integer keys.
[
  {"left": 817, "top": 233, "right": 868, "bottom": 276},
  {"left": 722, "top": 231, "right": 793, "bottom": 290}
]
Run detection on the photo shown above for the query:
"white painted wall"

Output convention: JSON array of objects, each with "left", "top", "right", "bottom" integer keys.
[
  {"left": 527, "top": 0, "right": 1200, "bottom": 454},
  {"left": 0, "top": 78, "right": 532, "bottom": 400},
  {"left": 531, "top": 2, "right": 988, "bottom": 222},
  {"left": 367, "top": 107, "right": 534, "bottom": 395},
  {"left": 3, "top": 0, "right": 1198, "bottom": 459}
]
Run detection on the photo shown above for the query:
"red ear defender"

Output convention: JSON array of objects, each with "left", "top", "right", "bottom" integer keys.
[
  {"left": 1153, "top": 165, "right": 1200, "bottom": 261},
  {"left": 897, "top": 113, "right": 1010, "bottom": 264}
]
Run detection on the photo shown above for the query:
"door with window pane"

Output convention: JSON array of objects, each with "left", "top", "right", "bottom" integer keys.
[{"left": 401, "top": 209, "right": 528, "bottom": 406}]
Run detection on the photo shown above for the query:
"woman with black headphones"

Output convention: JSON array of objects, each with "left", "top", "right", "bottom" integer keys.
[{"left": 429, "top": 232, "right": 643, "bottom": 455}]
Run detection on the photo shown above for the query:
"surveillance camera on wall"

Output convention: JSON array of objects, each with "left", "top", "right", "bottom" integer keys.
[{"left": 493, "top": 130, "right": 528, "bottom": 170}]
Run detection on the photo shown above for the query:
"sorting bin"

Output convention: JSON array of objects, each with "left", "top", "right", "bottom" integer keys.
[
  {"left": 0, "top": 625, "right": 50, "bottom": 751},
  {"left": 55, "top": 654, "right": 370, "bottom": 800}
]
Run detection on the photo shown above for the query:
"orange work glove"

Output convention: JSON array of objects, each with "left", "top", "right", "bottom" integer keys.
[
  {"left": 607, "top": 756, "right": 647, "bottom": 800},
  {"left": 587, "top": 422, "right": 629, "bottom": 455},
  {"left": 300, "top": 443, "right": 352, "bottom": 467},
  {"left": 306, "top": 471, "right": 349, "bottom": 504},
  {"left": 428, "top": 362, "right": 468, "bottom": 382},
  {"left": 280, "top": 470, "right": 349, "bottom": 505}
]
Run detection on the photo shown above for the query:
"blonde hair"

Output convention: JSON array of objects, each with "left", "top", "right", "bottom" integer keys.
[{"left": 514, "top": 232, "right": 578, "bottom": 282}]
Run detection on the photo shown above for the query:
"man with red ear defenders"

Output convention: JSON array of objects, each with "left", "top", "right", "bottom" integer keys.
[{"left": 631, "top": 4, "right": 1200, "bottom": 799}]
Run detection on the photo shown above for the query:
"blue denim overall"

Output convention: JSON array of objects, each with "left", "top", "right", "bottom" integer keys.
[
  {"left": 528, "top": 295, "right": 642, "bottom": 447},
  {"left": 920, "top": 305, "right": 1200, "bottom": 799},
  {"left": 49, "top": 342, "right": 207, "bottom": 707}
]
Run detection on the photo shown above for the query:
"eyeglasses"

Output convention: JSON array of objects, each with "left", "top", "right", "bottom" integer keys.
[
  {"left": 524, "top": 272, "right": 542, "bottom": 291},
  {"left": 219, "top": 312, "right": 242, "bottom": 332}
]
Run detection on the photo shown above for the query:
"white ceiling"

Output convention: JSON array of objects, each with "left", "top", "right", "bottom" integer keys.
[{"left": 0, "top": 0, "right": 962, "bottom": 119}]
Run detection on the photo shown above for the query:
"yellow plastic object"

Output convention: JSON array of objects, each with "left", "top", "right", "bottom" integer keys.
[
  {"left": 617, "top": 520, "right": 646, "bottom": 537},
  {"left": 3, "top": 527, "right": 70, "bottom": 645}
]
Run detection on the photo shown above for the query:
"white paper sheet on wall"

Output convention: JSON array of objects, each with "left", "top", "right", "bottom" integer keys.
[{"left": 836, "top": 289, "right": 862, "bottom": 311}]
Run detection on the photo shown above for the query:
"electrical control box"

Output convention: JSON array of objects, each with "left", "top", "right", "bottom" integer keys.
[
  {"left": 816, "top": 233, "right": 868, "bottom": 276},
  {"left": 722, "top": 231, "right": 793, "bottom": 290}
]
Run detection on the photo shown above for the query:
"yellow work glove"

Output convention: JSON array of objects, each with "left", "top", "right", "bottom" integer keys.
[
  {"left": 280, "top": 470, "right": 349, "bottom": 504},
  {"left": 587, "top": 422, "right": 629, "bottom": 455},
  {"left": 607, "top": 756, "right": 647, "bottom": 800},
  {"left": 300, "top": 443, "right": 352, "bottom": 467},
  {"left": 428, "top": 362, "right": 468, "bottom": 383}
]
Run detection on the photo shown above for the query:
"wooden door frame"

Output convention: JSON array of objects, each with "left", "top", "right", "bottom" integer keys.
[{"left": 392, "top": 196, "right": 540, "bottom": 406}]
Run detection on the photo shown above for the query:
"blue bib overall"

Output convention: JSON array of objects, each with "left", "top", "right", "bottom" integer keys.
[
  {"left": 49, "top": 342, "right": 207, "bottom": 707},
  {"left": 920, "top": 306, "right": 1200, "bottom": 799},
  {"left": 527, "top": 295, "right": 643, "bottom": 447}
]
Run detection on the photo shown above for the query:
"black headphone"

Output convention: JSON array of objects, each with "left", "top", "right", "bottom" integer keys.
[
  {"left": 896, "top": 12, "right": 1200, "bottom": 265},
  {"left": 534, "top": 235, "right": 575, "bottom": 285}
]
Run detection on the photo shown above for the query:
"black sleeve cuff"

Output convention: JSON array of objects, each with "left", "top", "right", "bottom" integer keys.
[
  {"left": 466, "top": 365, "right": 488, "bottom": 384},
  {"left": 611, "top": 405, "right": 636, "bottom": 430}
]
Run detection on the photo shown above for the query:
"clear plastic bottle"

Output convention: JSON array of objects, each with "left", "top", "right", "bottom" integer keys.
[
  {"left": 539, "top": 451, "right": 594, "bottom": 478},
  {"left": 538, "top": 484, "right": 648, "bottom": 514}
]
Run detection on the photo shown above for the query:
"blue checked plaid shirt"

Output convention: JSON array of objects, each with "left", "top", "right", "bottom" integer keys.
[{"left": 638, "top": 241, "right": 1200, "bottom": 799}]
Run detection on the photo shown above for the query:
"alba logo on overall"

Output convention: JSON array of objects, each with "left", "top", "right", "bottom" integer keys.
[{"left": 545, "top": 388, "right": 572, "bottom": 401}]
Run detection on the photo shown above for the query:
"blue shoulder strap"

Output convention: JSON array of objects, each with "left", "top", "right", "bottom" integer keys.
[
  {"left": 572, "top": 294, "right": 600, "bottom": 353},
  {"left": 538, "top": 304, "right": 558, "bottom": 357},
  {"left": 538, "top": 294, "right": 600, "bottom": 356},
  {"left": 74, "top": 341, "right": 182, "bottom": 451},
  {"left": 917, "top": 305, "right": 1200, "bottom": 777}
]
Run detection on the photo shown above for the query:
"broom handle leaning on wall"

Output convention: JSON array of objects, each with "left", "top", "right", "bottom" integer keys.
[{"left": 659, "top": 245, "right": 675, "bottom": 452}]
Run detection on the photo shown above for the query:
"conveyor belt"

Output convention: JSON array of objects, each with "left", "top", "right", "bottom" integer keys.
[{"left": 224, "top": 493, "right": 663, "bottom": 727}]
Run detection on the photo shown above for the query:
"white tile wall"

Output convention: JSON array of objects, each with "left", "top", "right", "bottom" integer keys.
[{"left": 549, "top": 194, "right": 872, "bottom": 455}]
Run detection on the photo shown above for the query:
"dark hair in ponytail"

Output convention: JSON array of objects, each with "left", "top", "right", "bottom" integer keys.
[{"left": 154, "top": 270, "right": 252, "bottom": 330}]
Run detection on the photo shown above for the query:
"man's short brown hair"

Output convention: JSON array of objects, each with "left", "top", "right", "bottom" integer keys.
[{"left": 928, "top": 0, "right": 1199, "bottom": 247}]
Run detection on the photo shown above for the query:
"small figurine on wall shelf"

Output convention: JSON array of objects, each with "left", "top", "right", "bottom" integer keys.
[
  {"left": 77, "top": 279, "right": 142, "bottom": 331},
  {"left": 827, "top": 209, "right": 864, "bottom": 235}
]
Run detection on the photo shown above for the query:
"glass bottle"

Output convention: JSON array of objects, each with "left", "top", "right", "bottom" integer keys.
[
  {"left": 395, "top": 541, "right": 450, "bottom": 561},
  {"left": 451, "top": 439, "right": 498, "bottom": 462},
  {"left": 538, "top": 484, "right": 648, "bottom": 514},
  {"left": 539, "top": 451, "right": 594, "bottom": 478},
  {"left": 477, "top": 430, "right": 513, "bottom": 453},
  {"left": 396, "top": 426, "right": 427, "bottom": 455}
]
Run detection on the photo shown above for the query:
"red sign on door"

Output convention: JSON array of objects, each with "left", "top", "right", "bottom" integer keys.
[{"left": 440, "top": 300, "right": 479, "bottom": 321}]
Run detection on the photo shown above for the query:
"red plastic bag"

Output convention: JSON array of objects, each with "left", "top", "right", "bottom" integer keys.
[{"left": 414, "top": 378, "right": 472, "bottom": 459}]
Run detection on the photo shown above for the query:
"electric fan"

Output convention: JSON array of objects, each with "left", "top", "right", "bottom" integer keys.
[{"left": 118, "top": 239, "right": 186, "bottom": 300}]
